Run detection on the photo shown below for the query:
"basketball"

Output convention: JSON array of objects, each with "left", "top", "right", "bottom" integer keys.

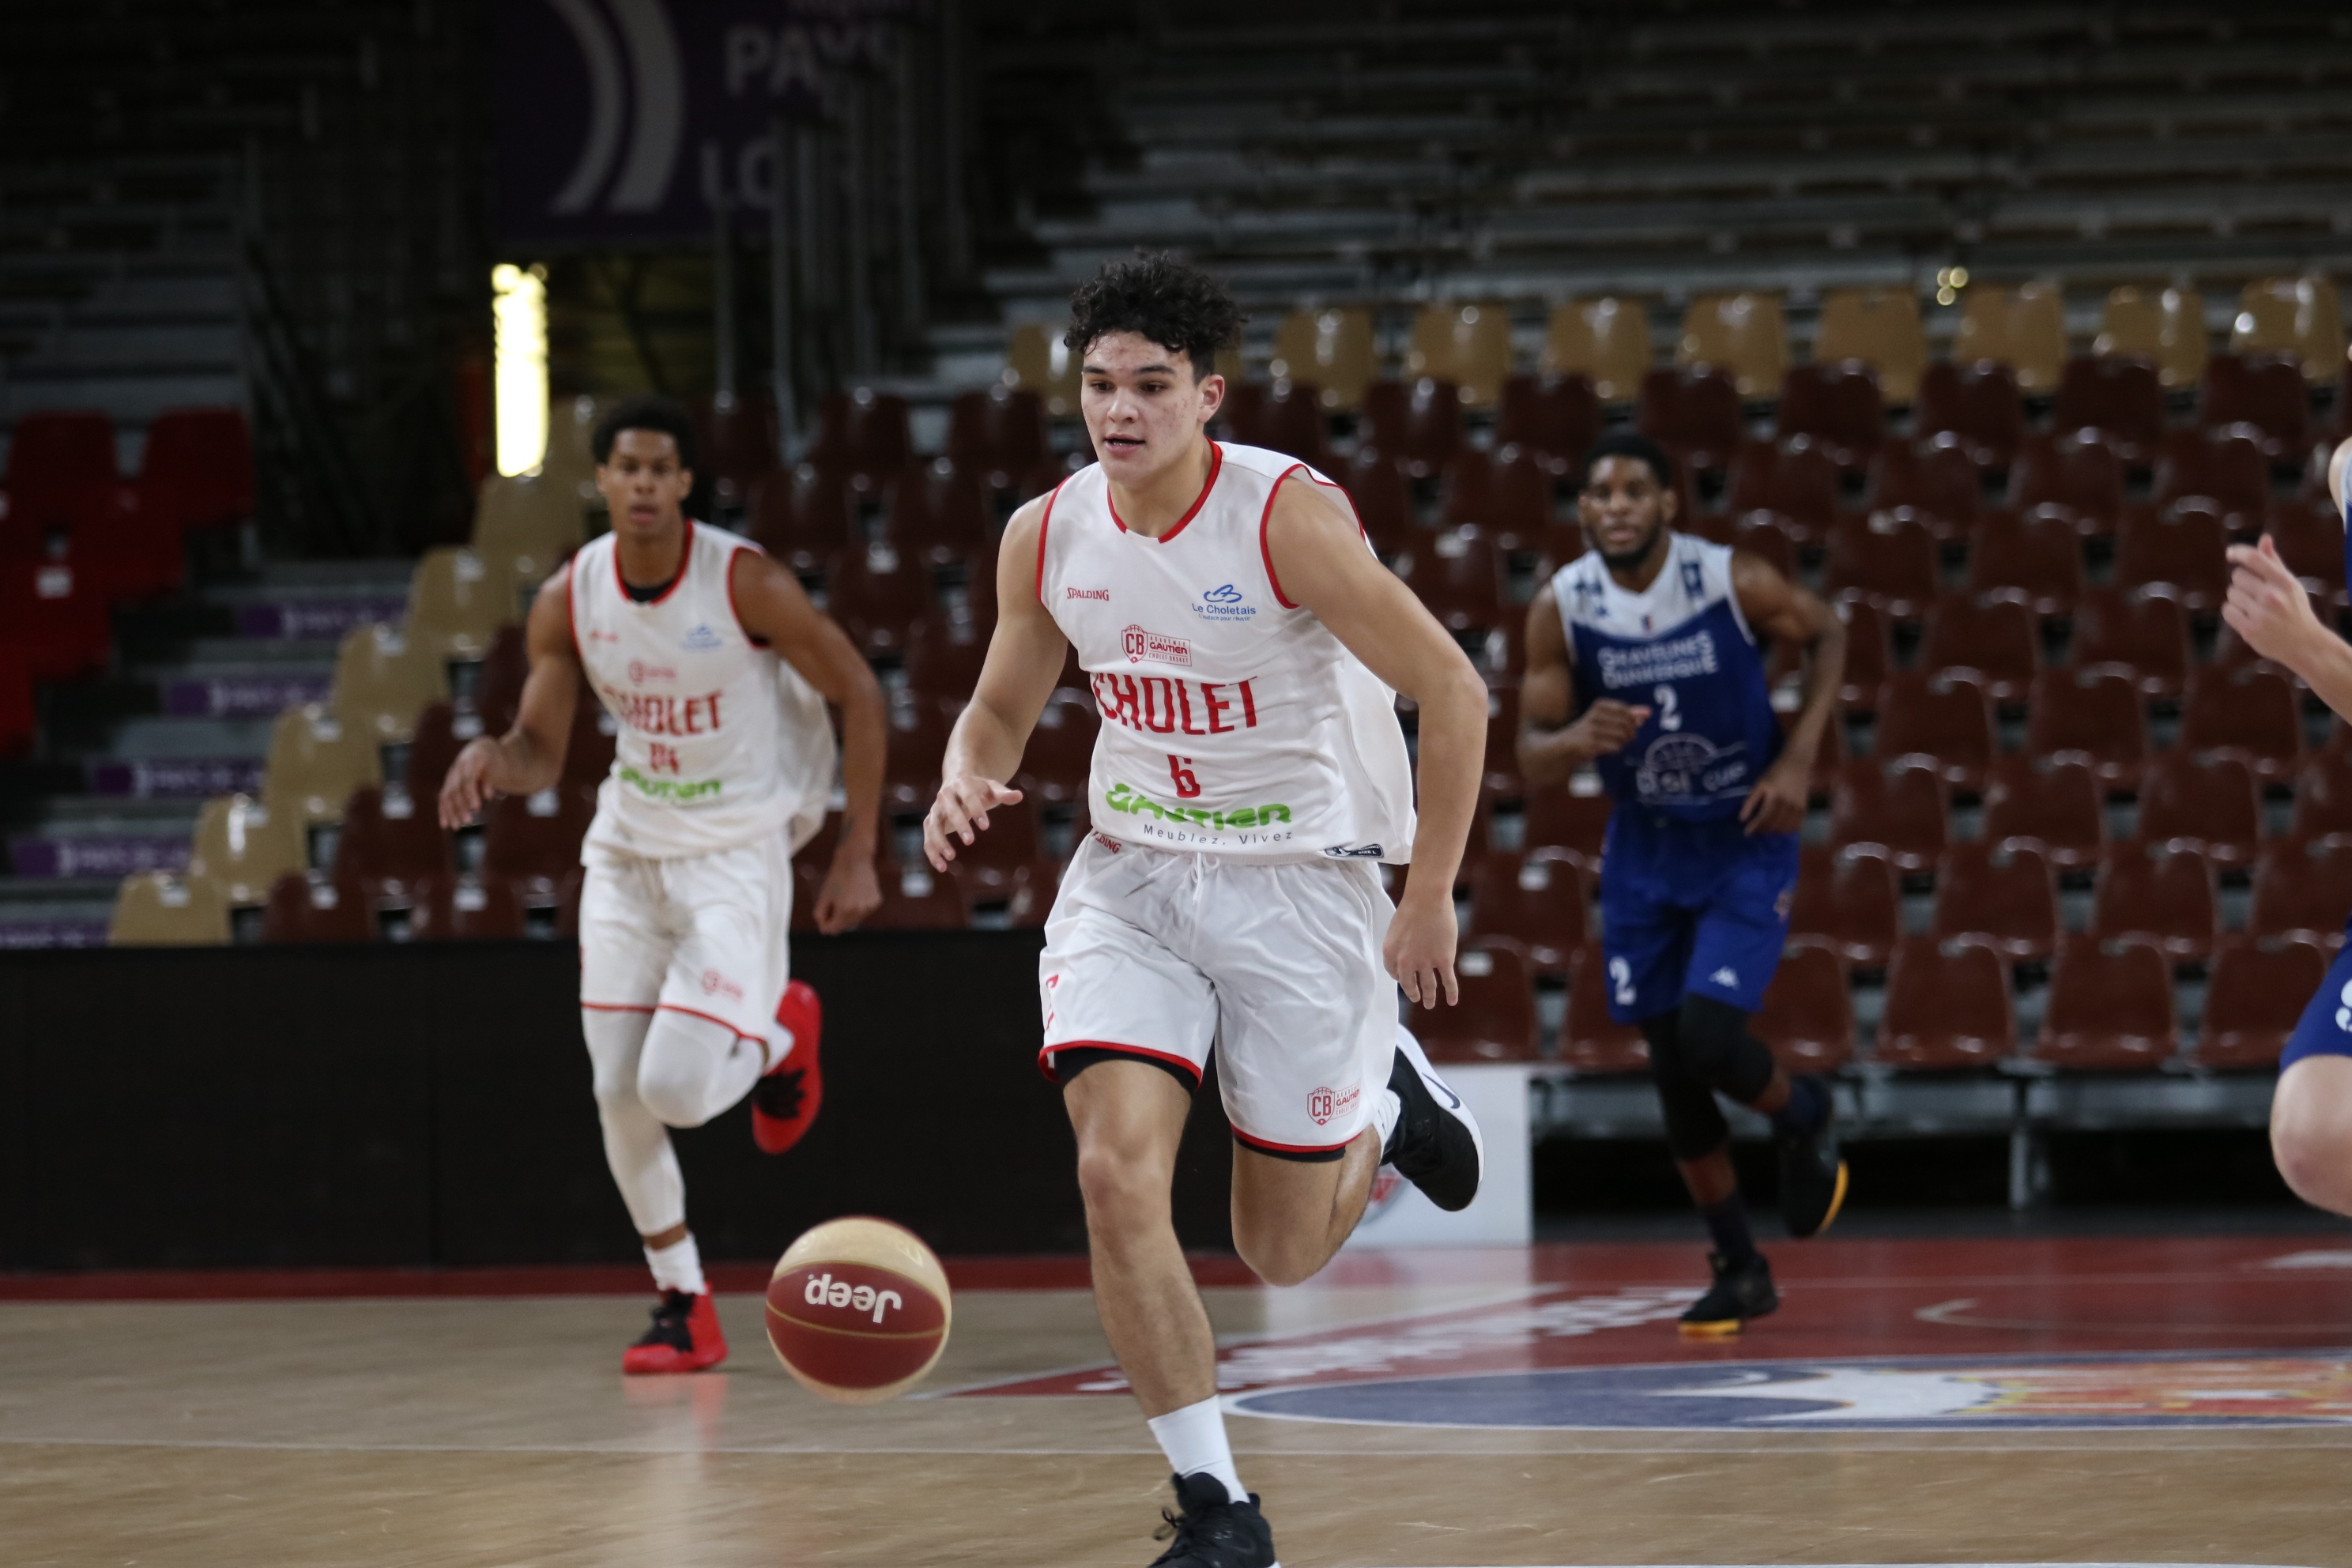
[{"left": 765, "top": 1216, "right": 952, "bottom": 1404}]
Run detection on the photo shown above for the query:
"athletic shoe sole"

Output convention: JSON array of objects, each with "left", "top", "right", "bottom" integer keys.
[{"left": 1389, "top": 1026, "right": 1485, "bottom": 1212}]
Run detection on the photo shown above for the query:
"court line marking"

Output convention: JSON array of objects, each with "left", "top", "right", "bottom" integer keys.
[{"left": 1915, "top": 1297, "right": 2352, "bottom": 1334}]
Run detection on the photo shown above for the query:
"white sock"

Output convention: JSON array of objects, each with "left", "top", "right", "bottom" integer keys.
[
  {"left": 1147, "top": 1396, "right": 1246, "bottom": 1505},
  {"left": 1372, "top": 1087, "right": 1403, "bottom": 1156},
  {"left": 646, "top": 1233, "right": 706, "bottom": 1296}
]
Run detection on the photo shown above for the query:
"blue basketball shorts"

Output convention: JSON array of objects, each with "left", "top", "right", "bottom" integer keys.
[
  {"left": 1597, "top": 810, "right": 1801, "bottom": 1024},
  {"left": 2278, "top": 937, "right": 2352, "bottom": 1072}
]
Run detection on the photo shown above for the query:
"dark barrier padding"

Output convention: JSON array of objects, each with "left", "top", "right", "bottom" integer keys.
[{"left": 0, "top": 935, "right": 1238, "bottom": 1270}]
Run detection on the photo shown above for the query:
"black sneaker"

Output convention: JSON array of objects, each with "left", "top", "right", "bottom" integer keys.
[
  {"left": 1777, "top": 1076, "right": 1848, "bottom": 1239},
  {"left": 1679, "top": 1251, "right": 1778, "bottom": 1338},
  {"left": 1383, "top": 1028, "right": 1484, "bottom": 1212},
  {"left": 1148, "top": 1472, "right": 1278, "bottom": 1568}
]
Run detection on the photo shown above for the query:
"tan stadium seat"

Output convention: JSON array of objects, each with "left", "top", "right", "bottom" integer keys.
[
  {"left": 1269, "top": 307, "right": 1378, "bottom": 412},
  {"left": 2233, "top": 275, "right": 2344, "bottom": 383},
  {"left": 473, "top": 474, "right": 586, "bottom": 612},
  {"left": 1814, "top": 288, "right": 1928, "bottom": 404},
  {"left": 1004, "top": 322, "right": 1081, "bottom": 418},
  {"left": 1954, "top": 282, "right": 2067, "bottom": 393},
  {"left": 538, "top": 392, "right": 608, "bottom": 506},
  {"left": 187, "top": 793, "right": 306, "bottom": 905},
  {"left": 110, "top": 872, "right": 232, "bottom": 945},
  {"left": 1543, "top": 297, "right": 1652, "bottom": 402},
  {"left": 332, "top": 623, "right": 448, "bottom": 748},
  {"left": 1678, "top": 292, "right": 1786, "bottom": 398},
  {"left": 264, "top": 703, "right": 383, "bottom": 827},
  {"left": 2096, "top": 286, "right": 2207, "bottom": 390},
  {"left": 1407, "top": 302, "right": 1513, "bottom": 408},
  {"left": 406, "top": 546, "right": 512, "bottom": 662}
]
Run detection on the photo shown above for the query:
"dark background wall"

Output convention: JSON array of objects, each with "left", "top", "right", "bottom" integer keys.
[{"left": 0, "top": 935, "right": 1240, "bottom": 1271}]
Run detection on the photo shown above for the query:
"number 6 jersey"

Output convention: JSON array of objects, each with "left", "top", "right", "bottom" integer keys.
[{"left": 1035, "top": 441, "right": 1415, "bottom": 862}]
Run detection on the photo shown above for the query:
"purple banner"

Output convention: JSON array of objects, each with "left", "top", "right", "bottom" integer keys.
[
  {"left": 162, "top": 674, "right": 334, "bottom": 718},
  {"left": 85, "top": 757, "right": 268, "bottom": 799},
  {"left": 496, "top": 0, "right": 916, "bottom": 245},
  {"left": 235, "top": 598, "right": 405, "bottom": 641},
  {"left": 9, "top": 835, "right": 191, "bottom": 880}
]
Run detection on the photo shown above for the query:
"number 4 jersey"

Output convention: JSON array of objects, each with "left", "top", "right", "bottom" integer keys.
[
  {"left": 1035, "top": 441, "right": 1415, "bottom": 862},
  {"left": 1551, "top": 530, "right": 1784, "bottom": 824}
]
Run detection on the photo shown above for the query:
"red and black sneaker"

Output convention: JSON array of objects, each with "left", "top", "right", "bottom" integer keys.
[
  {"left": 752, "top": 979, "right": 824, "bottom": 1155},
  {"left": 620, "top": 1289, "right": 728, "bottom": 1374}
]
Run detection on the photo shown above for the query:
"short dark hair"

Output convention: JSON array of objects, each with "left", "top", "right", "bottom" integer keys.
[
  {"left": 1065, "top": 252, "right": 1245, "bottom": 379},
  {"left": 1579, "top": 428, "right": 1676, "bottom": 491},
  {"left": 591, "top": 394, "right": 699, "bottom": 470}
]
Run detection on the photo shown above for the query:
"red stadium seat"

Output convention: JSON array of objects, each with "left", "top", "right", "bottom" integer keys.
[
  {"left": 806, "top": 387, "right": 914, "bottom": 491},
  {"left": 406, "top": 873, "right": 529, "bottom": 940},
  {"left": 2154, "top": 429, "right": 2269, "bottom": 538},
  {"left": 0, "top": 641, "right": 32, "bottom": 756},
  {"left": 564, "top": 696, "right": 619, "bottom": 787},
  {"left": 2035, "top": 935, "right": 2176, "bottom": 1071},
  {"left": 333, "top": 785, "right": 455, "bottom": 901},
  {"left": 865, "top": 865, "right": 971, "bottom": 930},
  {"left": 1443, "top": 446, "right": 1555, "bottom": 538},
  {"left": 1864, "top": 435, "right": 1984, "bottom": 541},
  {"left": 2113, "top": 508, "right": 2229, "bottom": 612},
  {"left": 2011, "top": 432, "right": 2126, "bottom": 538},
  {"left": 2199, "top": 354, "right": 2309, "bottom": 461},
  {"left": 1497, "top": 374, "right": 1600, "bottom": 473},
  {"left": 2, "top": 409, "right": 117, "bottom": 545},
  {"left": 1966, "top": 509, "right": 2082, "bottom": 615},
  {"left": 690, "top": 391, "right": 779, "bottom": 512},
  {"left": 903, "top": 623, "right": 988, "bottom": 704},
  {"left": 472, "top": 623, "right": 529, "bottom": 737},
  {"left": 1725, "top": 437, "right": 1842, "bottom": 548},
  {"left": 1788, "top": 843, "right": 1900, "bottom": 967},
  {"left": 1562, "top": 943, "right": 1649, "bottom": 1073},
  {"left": 1637, "top": 365, "right": 1747, "bottom": 474},
  {"left": 1825, "top": 512, "right": 1939, "bottom": 619},
  {"left": 2135, "top": 755, "right": 2261, "bottom": 867},
  {"left": 1871, "top": 670, "right": 1994, "bottom": 790},
  {"left": 1466, "top": 849, "right": 1586, "bottom": 975},
  {"left": 946, "top": 386, "right": 1049, "bottom": 490},
  {"left": 1015, "top": 687, "right": 1099, "bottom": 805},
  {"left": 0, "top": 556, "right": 111, "bottom": 680},
  {"left": 1751, "top": 943, "right": 1853, "bottom": 1072},
  {"left": 1838, "top": 598, "right": 1890, "bottom": 710},
  {"left": 1774, "top": 361, "right": 1883, "bottom": 470},
  {"left": 1827, "top": 760, "right": 1946, "bottom": 873},
  {"left": 1413, "top": 943, "right": 1540, "bottom": 1063},
  {"left": 1340, "top": 449, "right": 1415, "bottom": 558},
  {"left": 2292, "top": 749, "right": 2352, "bottom": 842},
  {"left": 1879, "top": 937, "right": 2015, "bottom": 1070},
  {"left": 1914, "top": 360, "right": 2023, "bottom": 470},
  {"left": 2268, "top": 498, "right": 2350, "bottom": 602},
  {"left": 1523, "top": 783, "right": 1612, "bottom": 870},
  {"left": 747, "top": 466, "right": 854, "bottom": 561},
  {"left": 2196, "top": 938, "right": 2331, "bottom": 1069},
  {"left": 2023, "top": 669, "right": 2147, "bottom": 791},
  {"left": 883, "top": 700, "right": 954, "bottom": 812},
  {"left": 1221, "top": 379, "right": 1333, "bottom": 468},
  {"left": 1730, "top": 516, "right": 1798, "bottom": 584},
  {"left": 261, "top": 869, "right": 377, "bottom": 944},
  {"left": 1359, "top": 378, "right": 1462, "bottom": 479},
  {"left": 947, "top": 855, "right": 1061, "bottom": 927},
  {"left": 2068, "top": 586, "right": 2189, "bottom": 699},
  {"left": 884, "top": 464, "right": 992, "bottom": 564},
  {"left": 2179, "top": 665, "right": 2303, "bottom": 782},
  {"left": 1397, "top": 528, "right": 1506, "bottom": 623},
  {"left": 826, "top": 545, "right": 935, "bottom": 656},
  {"left": 1981, "top": 755, "right": 2105, "bottom": 870},
  {"left": 934, "top": 795, "right": 1039, "bottom": 896},
  {"left": 481, "top": 782, "right": 597, "bottom": 896},
  {"left": 2090, "top": 842, "right": 2217, "bottom": 962},
  {"left": 1932, "top": 843, "right": 2057, "bottom": 962},
  {"left": 1918, "top": 592, "right": 2037, "bottom": 701},
  {"left": 2248, "top": 838, "right": 2352, "bottom": 947},
  {"left": 2052, "top": 356, "right": 2165, "bottom": 468}
]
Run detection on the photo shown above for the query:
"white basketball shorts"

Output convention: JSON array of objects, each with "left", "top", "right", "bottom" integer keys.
[
  {"left": 1038, "top": 833, "right": 1398, "bottom": 1159},
  {"left": 578, "top": 829, "right": 795, "bottom": 1045}
]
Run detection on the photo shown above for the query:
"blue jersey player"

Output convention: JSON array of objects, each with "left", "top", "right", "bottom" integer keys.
[
  {"left": 2248, "top": 411, "right": 2352, "bottom": 1219},
  {"left": 1521, "top": 431, "right": 1849, "bottom": 1334}
]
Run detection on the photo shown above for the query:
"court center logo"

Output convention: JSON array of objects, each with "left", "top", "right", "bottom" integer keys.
[{"left": 544, "top": 0, "right": 685, "bottom": 217}]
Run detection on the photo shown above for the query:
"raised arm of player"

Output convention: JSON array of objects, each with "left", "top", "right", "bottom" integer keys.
[
  {"left": 1729, "top": 551, "right": 1845, "bottom": 835},
  {"left": 439, "top": 567, "right": 581, "bottom": 829},
  {"left": 2225, "top": 435, "right": 2352, "bottom": 727},
  {"left": 1516, "top": 583, "right": 1650, "bottom": 786},
  {"left": 1263, "top": 473, "right": 1486, "bottom": 1009},
  {"left": 730, "top": 549, "right": 887, "bottom": 933},
  {"left": 924, "top": 497, "right": 1067, "bottom": 871}
]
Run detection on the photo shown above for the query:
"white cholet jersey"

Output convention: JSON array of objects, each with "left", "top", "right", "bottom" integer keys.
[
  {"left": 569, "top": 519, "right": 835, "bottom": 859},
  {"left": 1036, "top": 441, "right": 1415, "bottom": 862}
]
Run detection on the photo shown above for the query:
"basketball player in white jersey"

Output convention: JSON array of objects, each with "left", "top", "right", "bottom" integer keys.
[
  {"left": 440, "top": 395, "right": 885, "bottom": 1374},
  {"left": 926, "top": 256, "right": 1487, "bottom": 1567}
]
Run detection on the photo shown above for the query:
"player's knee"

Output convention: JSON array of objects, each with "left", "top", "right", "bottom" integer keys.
[
  {"left": 1677, "top": 993, "right": 1776, "bottom": 1102},
  {"left": 1655, "top": 1076, "right": 1729, "bottom": 1163},
  {"left": 1073, "top": 1139, "right": 1168, "bottom": 1231},
  {"left": 1231, "top": 1219, "right": 1321, "bottom": 1288},
  {"left": 2271, "top": 1088, "right": 2352, "bottom": 1216},
  {"left": 635, "top": 1017, "right": 728, "bottom": 1129}
]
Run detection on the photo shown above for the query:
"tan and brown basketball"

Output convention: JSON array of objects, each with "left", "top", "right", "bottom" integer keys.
[{"left": 765, "top": 1216, "right": 952, "bottom": 1404}]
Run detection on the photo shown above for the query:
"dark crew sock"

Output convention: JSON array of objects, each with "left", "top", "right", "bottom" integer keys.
[{"left": 1698, "top": 1193, "right": 1759, "bottom": 1265}]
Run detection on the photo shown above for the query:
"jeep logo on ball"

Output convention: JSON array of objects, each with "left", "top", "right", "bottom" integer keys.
[{"left": 803, "top": 1270, "right": 906, "bottom": 1325}]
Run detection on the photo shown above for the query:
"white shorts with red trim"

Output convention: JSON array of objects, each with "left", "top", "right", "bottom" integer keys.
[
  {"left": 1038, "top": 834, "right": 1396, "bottom": 1158},
  {"left": 578, "top": 830, "right": 793, "bottom": 1044}
]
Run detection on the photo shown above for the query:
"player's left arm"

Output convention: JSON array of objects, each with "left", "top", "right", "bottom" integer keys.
[
  {"left": 729, "top": 549, "right": 885, "bottom": 933},
  {"left": 1730, "top": 550, "right": 1845, "bottom": 836},
  {"left": 2222, "top": 434, "right": 2352, "bottom": 725},
  {"left": 1263, "top": 474, "right": 1487, "bottom": 1008}
]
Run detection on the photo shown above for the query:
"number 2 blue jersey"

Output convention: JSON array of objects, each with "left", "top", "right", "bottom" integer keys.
[{"left": 1551, "top": 532, "right": 1784, "bottom": 824}]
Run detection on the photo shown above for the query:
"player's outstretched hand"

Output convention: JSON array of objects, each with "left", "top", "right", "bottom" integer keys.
[
  {"left": 438, "top": 737, "right": 501, "bottom": 830},
  {"left": 1739, "top": 752, "right": 1809, "bottom": 835},
  {"left": 1385, "top": 888, "right": 1461, "bottom": 1010},
  {"left": 813, "top": 850, "right": 884, "bottom": 934},
  {"left": 1566, "top": 698, "right": 1652, "bottom": 757},
  {"left": 923, "top": 775, "right": 1024, "bottom": 871},
  {"left": 2223, "top": 535, "right": 2327, "bottom": 670}
]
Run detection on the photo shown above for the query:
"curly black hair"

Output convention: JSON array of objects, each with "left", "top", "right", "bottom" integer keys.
[
  {"left": 1579, "top": 428, "right": 1676, "bottom": 490},
  {"left": 1064, "top": 252, "right": 1245, "bottom": 379},
  {"left": 591, "top": 394, "right": 699, "bottom": 470}
]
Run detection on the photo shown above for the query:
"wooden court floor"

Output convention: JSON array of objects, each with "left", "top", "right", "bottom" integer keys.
[{"left": 6, "top": 1235, "right": 2352, "bottom": 1566}]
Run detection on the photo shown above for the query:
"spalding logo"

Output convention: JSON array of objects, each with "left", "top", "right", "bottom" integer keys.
[{"left": 802, "top": 1270, "right": 905, "bottom": 1325}]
